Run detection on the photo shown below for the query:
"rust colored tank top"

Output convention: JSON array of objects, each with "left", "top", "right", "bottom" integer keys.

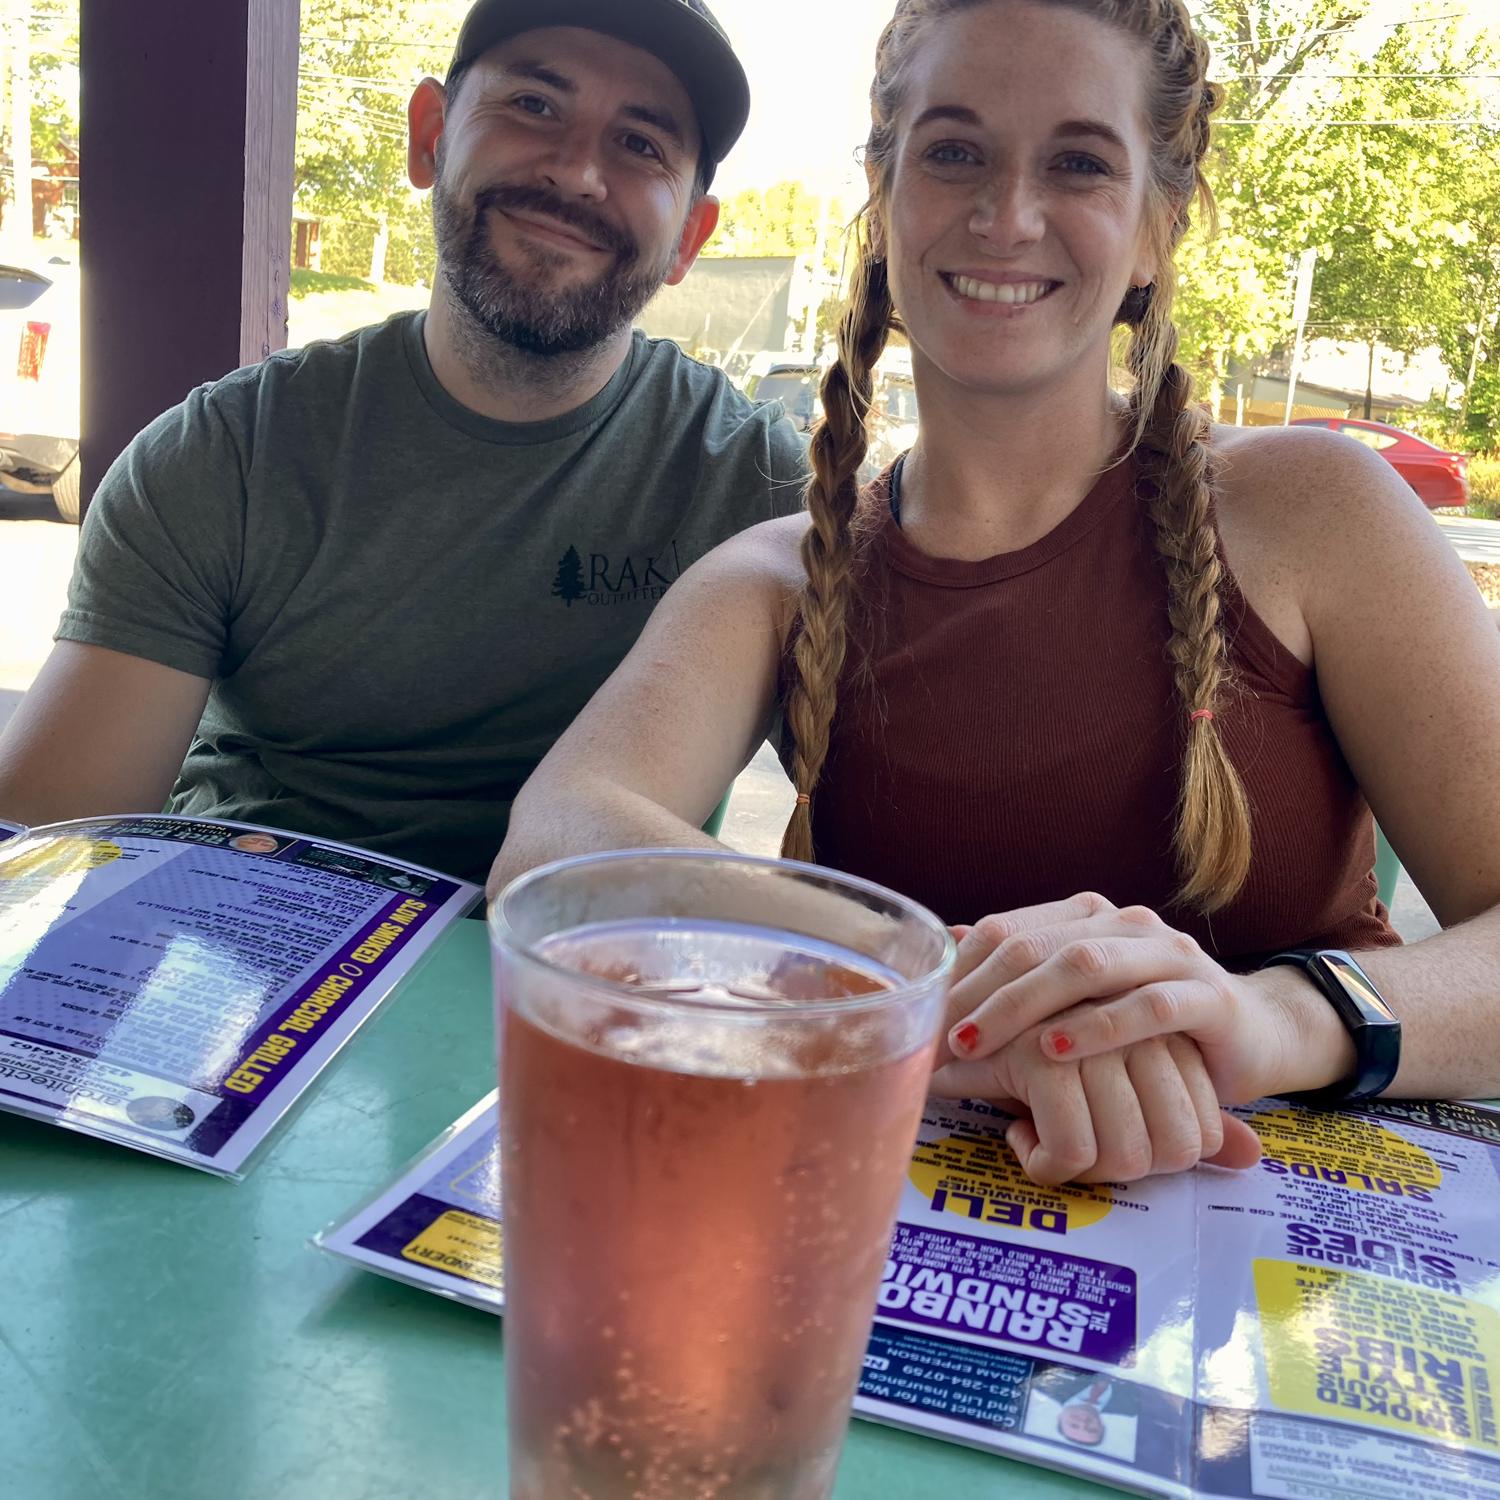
[{"left": 787, "top": 455, "right": 1400, "bottom": 967}]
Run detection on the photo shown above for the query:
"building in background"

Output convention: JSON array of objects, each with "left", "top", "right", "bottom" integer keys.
[
  {"left": 636, "top": 253, "right": 830, "bottom": 386},
  {"left": 1217, "top": 373, "right": 1424, "bottom": 427},
  {"left": 1220, "top": 340, "right": 1443, "bottom": 429},
  {"left": 292, "top": 211, "right": 322, "bottom": 272}
]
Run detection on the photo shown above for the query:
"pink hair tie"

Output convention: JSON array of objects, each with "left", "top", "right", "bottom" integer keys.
[
  {"left": 795, "top": 793, "right": 811, "bottom": 807},
  {"left": 1190, "top": 709, "right": 1215, "bottom": 723}
]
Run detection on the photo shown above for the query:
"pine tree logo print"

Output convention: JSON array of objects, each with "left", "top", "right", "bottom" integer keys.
[
  {"left": 552, "top": 545, "right": 585, "bottom": 607},
  {"left": 551, "top": 541, "right": 683, "bottom": 607}
]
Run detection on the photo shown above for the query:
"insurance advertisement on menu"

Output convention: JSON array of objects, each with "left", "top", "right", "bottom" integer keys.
[
  {"left": 320, "top": 1093, "right": 1500, "bottom": 1500},
  {"left": 0, "top": 815, "right": 479, "bottom": 1176}
]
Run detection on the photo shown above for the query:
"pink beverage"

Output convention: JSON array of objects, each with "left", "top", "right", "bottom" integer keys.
[{"left": 495, "top": 903, "right": 949, "bottom": 1500}]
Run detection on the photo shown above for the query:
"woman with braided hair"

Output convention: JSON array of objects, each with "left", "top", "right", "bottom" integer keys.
[{"left": 495, "top": 0, "right": 1500, "bottom": 1184}]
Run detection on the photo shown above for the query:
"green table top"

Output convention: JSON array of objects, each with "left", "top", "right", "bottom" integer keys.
[{"left": 0, "top": 919, "right": 1122, "bottom": 1500}]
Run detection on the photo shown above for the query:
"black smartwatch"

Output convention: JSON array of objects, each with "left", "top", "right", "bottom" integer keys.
[{"left": 1259, "top": 949, "right": 1401, "bottom": 1105}]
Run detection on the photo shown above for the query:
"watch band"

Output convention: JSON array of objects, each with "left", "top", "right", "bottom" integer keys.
[{"left": 1260, "top": 948, "right": 1402, "bottom": 1105}]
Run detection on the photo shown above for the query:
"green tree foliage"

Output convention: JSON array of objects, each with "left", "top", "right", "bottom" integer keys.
[
  {"left": 1, "top": 0, "right": 80, "bottom": 228},
  {"left": 287, "top": 0, "right": 1500, "bottom": 447},
  {"left": 703, "top": 180, "right": 844, "bottom": 273},
  {"left": 1171, "top": 0, "right": 1378, "bottom": 396},
  {"left": 1298, "top": 21, "right": 1493, "bottom": 370},
  {"left": 296, "top": 0, "right": 467, "bottom": 283},
  {"left": 1169, "top": 1, "right": 1498, "bottom": 427},
  {"left": 27, "top": 0, "right": 76, "bottom": 160}
]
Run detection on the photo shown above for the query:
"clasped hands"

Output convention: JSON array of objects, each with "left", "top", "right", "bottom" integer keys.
[{"left": 931, "top": 891, "right": 1299, "bottom": 1185}]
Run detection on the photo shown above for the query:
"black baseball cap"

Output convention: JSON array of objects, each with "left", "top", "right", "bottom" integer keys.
[{"left": 449, "top": 0, "right": 751, "bottom": 185}]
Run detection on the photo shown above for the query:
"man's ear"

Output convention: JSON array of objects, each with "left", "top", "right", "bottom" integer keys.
[
  {"left": 663, "top": 196, "right": 721, "bottom": 288},
  {"left": 408, "top": 76, "right": 447, "bottom": 190}
]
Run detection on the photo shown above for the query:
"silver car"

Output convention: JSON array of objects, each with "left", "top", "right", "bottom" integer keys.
[{"left": 0, "top": 257, "right": 81, "bottom": 521}]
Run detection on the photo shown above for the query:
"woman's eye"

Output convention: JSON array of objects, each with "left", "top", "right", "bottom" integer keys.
[
  {"left": 927, "top": 141, "right": 980, "bottom": 166},
  {"left": 1058, "top": 153, "right": 1109, "bottom": 176}
]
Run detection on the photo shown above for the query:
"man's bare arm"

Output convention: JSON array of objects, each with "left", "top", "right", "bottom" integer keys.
[{"left": 0, "top": 642, "right": 211, "bottom": 827}]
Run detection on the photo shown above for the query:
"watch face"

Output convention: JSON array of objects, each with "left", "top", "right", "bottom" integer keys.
[{"left": 1324, "top": 953, "right": 1398, "bottom": 1022}]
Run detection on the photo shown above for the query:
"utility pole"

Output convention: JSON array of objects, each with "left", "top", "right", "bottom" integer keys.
[
  {"left": 800, "top": 199, "right": 830, "bottom": 360},
  {"left": 1460, "top": 294, "right": 1493, "bottom": 430},
  {"left": 1282, "top": 249, "right": 1317, "bottom": 426},
  {"left": 7, "top": 0, "right": 31, "bottom": 250},
  {"left": 369, "top": 211, "right": 389, "bottom": 284},
  {"left": 1364, "top": 337, "right": 1377, "bottom": 421}
]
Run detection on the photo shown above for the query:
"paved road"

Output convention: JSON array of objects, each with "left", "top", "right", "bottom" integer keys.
[
  {"left": 0, "top": 491, "right": 75, "bottom": 736},
  {"left": 1436, "top": 514, "right": 1500, "bottom": 564}
]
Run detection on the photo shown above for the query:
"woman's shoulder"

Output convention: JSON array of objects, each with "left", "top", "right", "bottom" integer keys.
[
  {"left": 672, "top": 512, "right": 809, "bottom": 632},
  {"left": 692, "top": 512, "right": 808, "bottom": 585},
  {"left": 1208, "top": 420, "right": 1416, "bottom": 523},
  {"left": 1206, "top": 420, "right": 1438, "bottom": 577},
  {"left": 1203, "top": 420, "right": 1477, "bottom": 658},
  {"left": 1201, "top": 422, "right": 1451, "bottom": 666}
]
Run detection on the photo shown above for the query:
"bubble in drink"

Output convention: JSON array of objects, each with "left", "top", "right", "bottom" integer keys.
[{"left": 500, "top": 919, "right": 937, "bottom": 1500}]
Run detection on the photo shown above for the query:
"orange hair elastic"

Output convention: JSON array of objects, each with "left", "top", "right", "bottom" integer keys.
[{"left": 1190, "top": 709, "right": 1215, "bottom": 723}]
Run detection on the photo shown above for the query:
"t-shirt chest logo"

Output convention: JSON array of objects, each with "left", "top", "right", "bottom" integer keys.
[{"left": 551, "top": 541, "right": 684, "bottom": 608}]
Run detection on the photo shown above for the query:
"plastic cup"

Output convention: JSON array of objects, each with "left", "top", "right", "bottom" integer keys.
[{"left": 490, "top": 849, "right": 953, "bottom": 1499}]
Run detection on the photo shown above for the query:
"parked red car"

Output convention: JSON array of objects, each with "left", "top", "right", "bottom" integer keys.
[{"left": 1289, "top": 417, "right": 1469, "bottom": 510}]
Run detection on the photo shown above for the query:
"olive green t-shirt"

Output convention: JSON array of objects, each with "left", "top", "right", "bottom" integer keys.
[{"left": 59, "top": 313, "right": 807, "bottom": 881}]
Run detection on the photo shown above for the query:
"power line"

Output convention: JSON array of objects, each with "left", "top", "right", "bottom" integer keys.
[
  {"left": 1216, "top": 118, "right": 1495, "bottom": 126},
  {"left": 300, "top": 70, "right": 413, "bottom": 95},
  {"left": 1301, "top": 320, "right": 1440, "bottom": 329},
  {"left": 312, "top": 105, "right": 406, "bottom": 128},
  {"left": 1209, "top": 10, "right": 1471, "bottom": 55},
  {"left": 289, "top": 62, "right": 1500, "bottom": 104},
  {"left": 299, "top": 77, "right": 407, "bottom": 111},
  {"left": 297, "top": 87, "right": 409, "bottom": 127},
  {"left": 294, "top": 62, "right": 1500, "bottom": 92},
  {"left": 1216, "top": 72, "right": 1500, "bottom": 81},
  {"left": 298, "top": 86, "right": 405, "bottom": 112},
  {"left": 305, "top": 111, "right": 408, "bottom": 141},
  {"left": 298, "top": 96, "right": 412, "bottom": 128},
  {"left": 296, "top": 96, "right": 410, "bottom": 138},
  {"left": 302, "top": 34, "right": 447, "bottom": 53},
  {"left": 300, "top": 114, "right": 408, "bottom": 144}
]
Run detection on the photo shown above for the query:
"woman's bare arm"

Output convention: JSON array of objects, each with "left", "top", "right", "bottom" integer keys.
[
  {"left": 489, "top": 516, "right": 806, "bottom": 898},
  {"left": 940, "top": 429, "right": 1500, "bottom": 1105}
]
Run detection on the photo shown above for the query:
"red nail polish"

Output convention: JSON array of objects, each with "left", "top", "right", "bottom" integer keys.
[
  {"left": 1046, "top": 1030, "right": 1074, "bottom": 1056},
  {"left": 953, "top": 1023, "right": 980, "bottom": 1053}
]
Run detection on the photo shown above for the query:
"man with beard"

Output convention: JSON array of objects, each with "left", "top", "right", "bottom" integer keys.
[{"left": 0, "top": 0, "right": 807, "bottom": 884}]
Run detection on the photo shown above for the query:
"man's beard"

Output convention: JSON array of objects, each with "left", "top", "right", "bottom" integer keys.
[{"left": 432, "top": 172, "right": 677, "bottom": 359}]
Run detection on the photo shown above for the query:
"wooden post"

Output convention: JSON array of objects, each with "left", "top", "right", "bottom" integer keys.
[{"left": 79, "top": 0, "right": 300, "bottom": 518}]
